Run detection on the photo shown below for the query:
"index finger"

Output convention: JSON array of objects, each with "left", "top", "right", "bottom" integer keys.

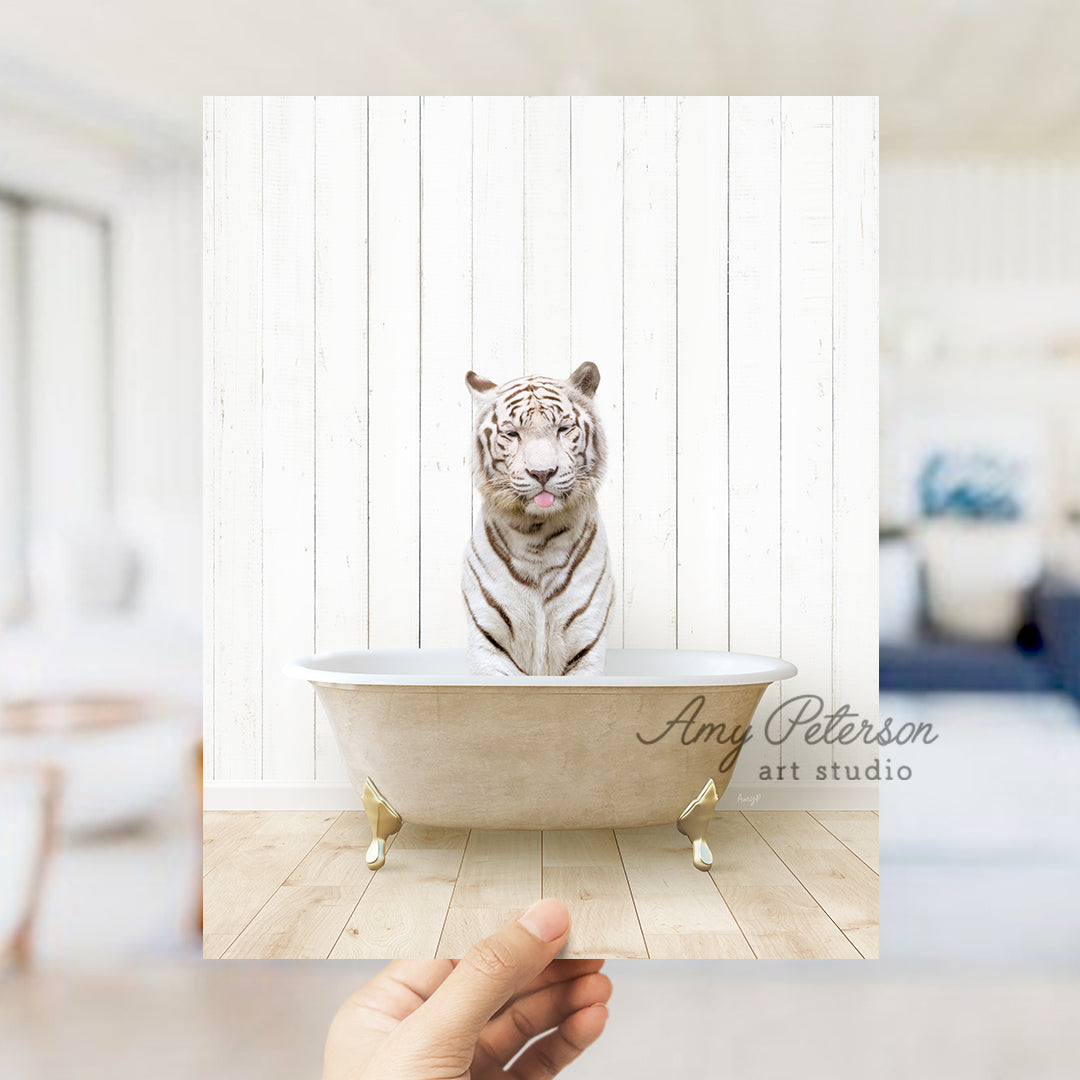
[{"left": 405, "top": 899, "right": 571, "bottom": 1047}]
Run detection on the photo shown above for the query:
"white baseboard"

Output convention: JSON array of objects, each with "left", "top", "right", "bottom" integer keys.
[
  {"left": 203, "top": 782, "right": 363, "bottom": 811},
  {"left": 204, "top": 780, "right": 878, "bottom": 813},
  {"left": 719, "top": 782, "right": 878, "bottom": 812}
]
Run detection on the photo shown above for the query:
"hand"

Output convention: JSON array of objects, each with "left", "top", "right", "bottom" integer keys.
[{"left": 324, "top": 899, "right": 611, "bottom": 1079}]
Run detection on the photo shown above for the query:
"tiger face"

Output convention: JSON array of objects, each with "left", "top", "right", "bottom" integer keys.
[{"left": 466, "top": 363, "right": 606, "bottom": 517}]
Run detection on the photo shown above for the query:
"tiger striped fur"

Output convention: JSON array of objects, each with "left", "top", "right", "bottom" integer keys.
[{"left": 462, "top": 363, "right": 614, "bottom": 676}]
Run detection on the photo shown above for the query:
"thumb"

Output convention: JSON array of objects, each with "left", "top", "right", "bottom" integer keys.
[{"left": 406, "top": 899, "right": 571, "bottom": 1050}]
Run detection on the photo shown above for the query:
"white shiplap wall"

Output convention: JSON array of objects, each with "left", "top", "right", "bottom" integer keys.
[{"left": 205, "top": 96, "right": 878, "bottom": 810}]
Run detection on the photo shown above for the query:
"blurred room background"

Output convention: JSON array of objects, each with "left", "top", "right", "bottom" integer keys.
[
  {"left": 879, "top": 155, "right": 1080, "bottom": 965},
  {"left": 0, "top": 36, "right": 203, "bottom": 970},
  {"left": 3, "top": 1, "right": 1080, "bottom": 1077}
]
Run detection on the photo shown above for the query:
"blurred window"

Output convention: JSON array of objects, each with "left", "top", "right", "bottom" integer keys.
[{"left": 0, "top": 194, "right": 111, "bottom": 624}]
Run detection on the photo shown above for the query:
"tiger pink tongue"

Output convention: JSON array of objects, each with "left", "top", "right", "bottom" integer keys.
[{"left": 534, "top": 492, "right": 555, "bottom": 508}]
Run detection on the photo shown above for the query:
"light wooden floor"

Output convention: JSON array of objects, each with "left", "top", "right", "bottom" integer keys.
[{"left": 203, "top": 810, "right": 877, "bottom": 960}]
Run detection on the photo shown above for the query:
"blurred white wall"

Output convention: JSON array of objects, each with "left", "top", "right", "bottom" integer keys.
[
  {"left": 112, "top": 163, "right": 201, "bottom": 626},
  {"left": 881, "top": 158, "right": 1080, "bottom": 565}
]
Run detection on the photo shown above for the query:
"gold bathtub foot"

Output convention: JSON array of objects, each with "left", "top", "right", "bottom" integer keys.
[
  {"left": 361, "top": 777, "right": 402, "bottom": 870},
  {"left": 676, "top": 778, "right": 720, "bottom": 872}
]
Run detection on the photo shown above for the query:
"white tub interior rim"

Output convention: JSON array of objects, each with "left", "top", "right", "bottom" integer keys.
[{"left": 284, "top": 648, "right": 797, "bottom": 687}]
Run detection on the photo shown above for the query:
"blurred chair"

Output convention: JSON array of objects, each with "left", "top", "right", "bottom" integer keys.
[{"left": 0, "top": 765, "right": 60, "bottom": 973}]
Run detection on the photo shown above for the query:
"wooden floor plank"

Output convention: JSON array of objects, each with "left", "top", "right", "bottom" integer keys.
[
  {"left": 203, "top": 810, "right": 273, "bottom": 844},
  {"left": 748, "top": 928, "right": 863, "bottom": 960},
  {"left": 614, "top": 825, "right": 754, "bottom": 959},
  {"left": 286, "top": 812, "right": 384, "bottom": 888},
  {"left": 845, "top": 924, "right": 879, "bottom": 959},
  {"left": 809, "top": 810, "right": 879, "bottom": 871},
  {"left": 743, "top": 810, "right": 847, "bottom": 850},
  {"left": 224, "top": 886, "right": 361, "bottom": 959},
  {"left": 644, "top": 932, "right": 763, "bottom": 960},
  {"left": 722, "top": 885, "right": 863, "bottom": 959},
  {"left": 542, "top": 830, "right": 647, "bottom": 959},
  {"left": 709, "top": 812, "right": 864, "bottom": 959},
  {"left": 709, "top": 812, "right": 800, "bottom": 888},
  {"left": 202, "top": 933, "right": 238, "bottom": 959},
  {"left": 330, "top": 824, "right": 469, "bottom": 959},
  {"left": 201, "top": 812, "right": 339, "bottom": 936},
  {"left": 201, "top": 812, "right": 879, "bottom": 960},
  {"left": 203, "top": 811, "right": 278, "bottom": 876},
  {"left": 781, "top": 849, "right": 878, "bottom": 933},
  {"left": 437, "top": 831, "right": 542, "bottom": 959},
  {"left": 745, "top": 812, "right": 878, "bottom": 934}
]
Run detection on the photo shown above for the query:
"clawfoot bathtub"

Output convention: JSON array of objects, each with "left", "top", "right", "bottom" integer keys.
[{"left": 284, "top": 648, "right": 796, "bottom": 871}]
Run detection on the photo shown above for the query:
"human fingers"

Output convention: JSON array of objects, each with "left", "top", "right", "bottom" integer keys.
[
  {"left": 339, "top": 960, "right": 455, "bottom": 1030},
  {"left": 506, "top": 1002, "right": 609, "bottom": 1080},
  {"left": 401, "top": 899, "right": 571, "bottom": 1052},
  {"left": 488, "top": 958, "right": 606, "bottom": 1019},
  {"left": 475, "top": 970, "right": 612, "bottom": 1067}
]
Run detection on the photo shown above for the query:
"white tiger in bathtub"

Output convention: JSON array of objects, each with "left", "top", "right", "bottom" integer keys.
[{"left": 462, "top": 363, "right": 614, "bottom": 676}]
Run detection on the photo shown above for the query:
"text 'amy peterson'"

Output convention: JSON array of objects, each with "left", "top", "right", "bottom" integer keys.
[{"left": 635, "top": 694, "right": 937, "bottom": 773}]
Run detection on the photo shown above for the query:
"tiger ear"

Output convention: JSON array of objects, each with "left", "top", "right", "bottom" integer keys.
[
  {"left": 567, "top": 362, "right": 600, "bottom": 399},
  {"left": 466, "top": 371, "right": 497, "bottom": 400}
]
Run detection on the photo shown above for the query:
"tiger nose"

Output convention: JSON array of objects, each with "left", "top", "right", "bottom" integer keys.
[{"left": 526, "top": 467, "right": 556, "bottom": 487}]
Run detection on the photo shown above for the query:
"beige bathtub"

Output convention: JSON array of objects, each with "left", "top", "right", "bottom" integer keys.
[{"left": 284, "top": 648, "right": 796, "bottom": 870}]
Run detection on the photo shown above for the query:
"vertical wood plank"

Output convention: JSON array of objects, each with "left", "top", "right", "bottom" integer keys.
[
  {"left": 726, "top": 96, "right": 782, "bottom": 788},
  {"left": 420, "top": 96, "right": 473, "bottom": 648},
  {"left": 261, "top": 96, "right": 316, "bottom": 781},
  {"left": 570, "top": 96, "right": 624, "bottom": 648},
  {"left": 675, "top": 96, "right": 728, "bottom": 650},
  {"left": 367, "top": 97, "right": 421, "bottom": 649},
  {"left": 524, "top": 97, "right": 571, "bottom": 376},
  {"left": 473, "top": 97, "right": 524, "bottom": 378},
  {"left": 622, "top": 96, "right": 678, "bottom": 648},
  {"left": 211, "top": 96, "right": 263, "bottom": 780},
  {"left": 779, "top": 96, "right": 833, "bottom": 781},
  {"left": 832, "top": 97, "right": 879, "bottom": 777},
  {"left": 314, "top": 96, "right": 368, "bottom": 781}
]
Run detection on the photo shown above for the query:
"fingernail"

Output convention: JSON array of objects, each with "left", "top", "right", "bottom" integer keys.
[{"left": 517, "top": 898, "right": 569, "bottom": 942}]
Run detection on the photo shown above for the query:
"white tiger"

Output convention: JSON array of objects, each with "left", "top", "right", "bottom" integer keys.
[{"left": 462, "top": 363, "right": 614, "bottom": 676}]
